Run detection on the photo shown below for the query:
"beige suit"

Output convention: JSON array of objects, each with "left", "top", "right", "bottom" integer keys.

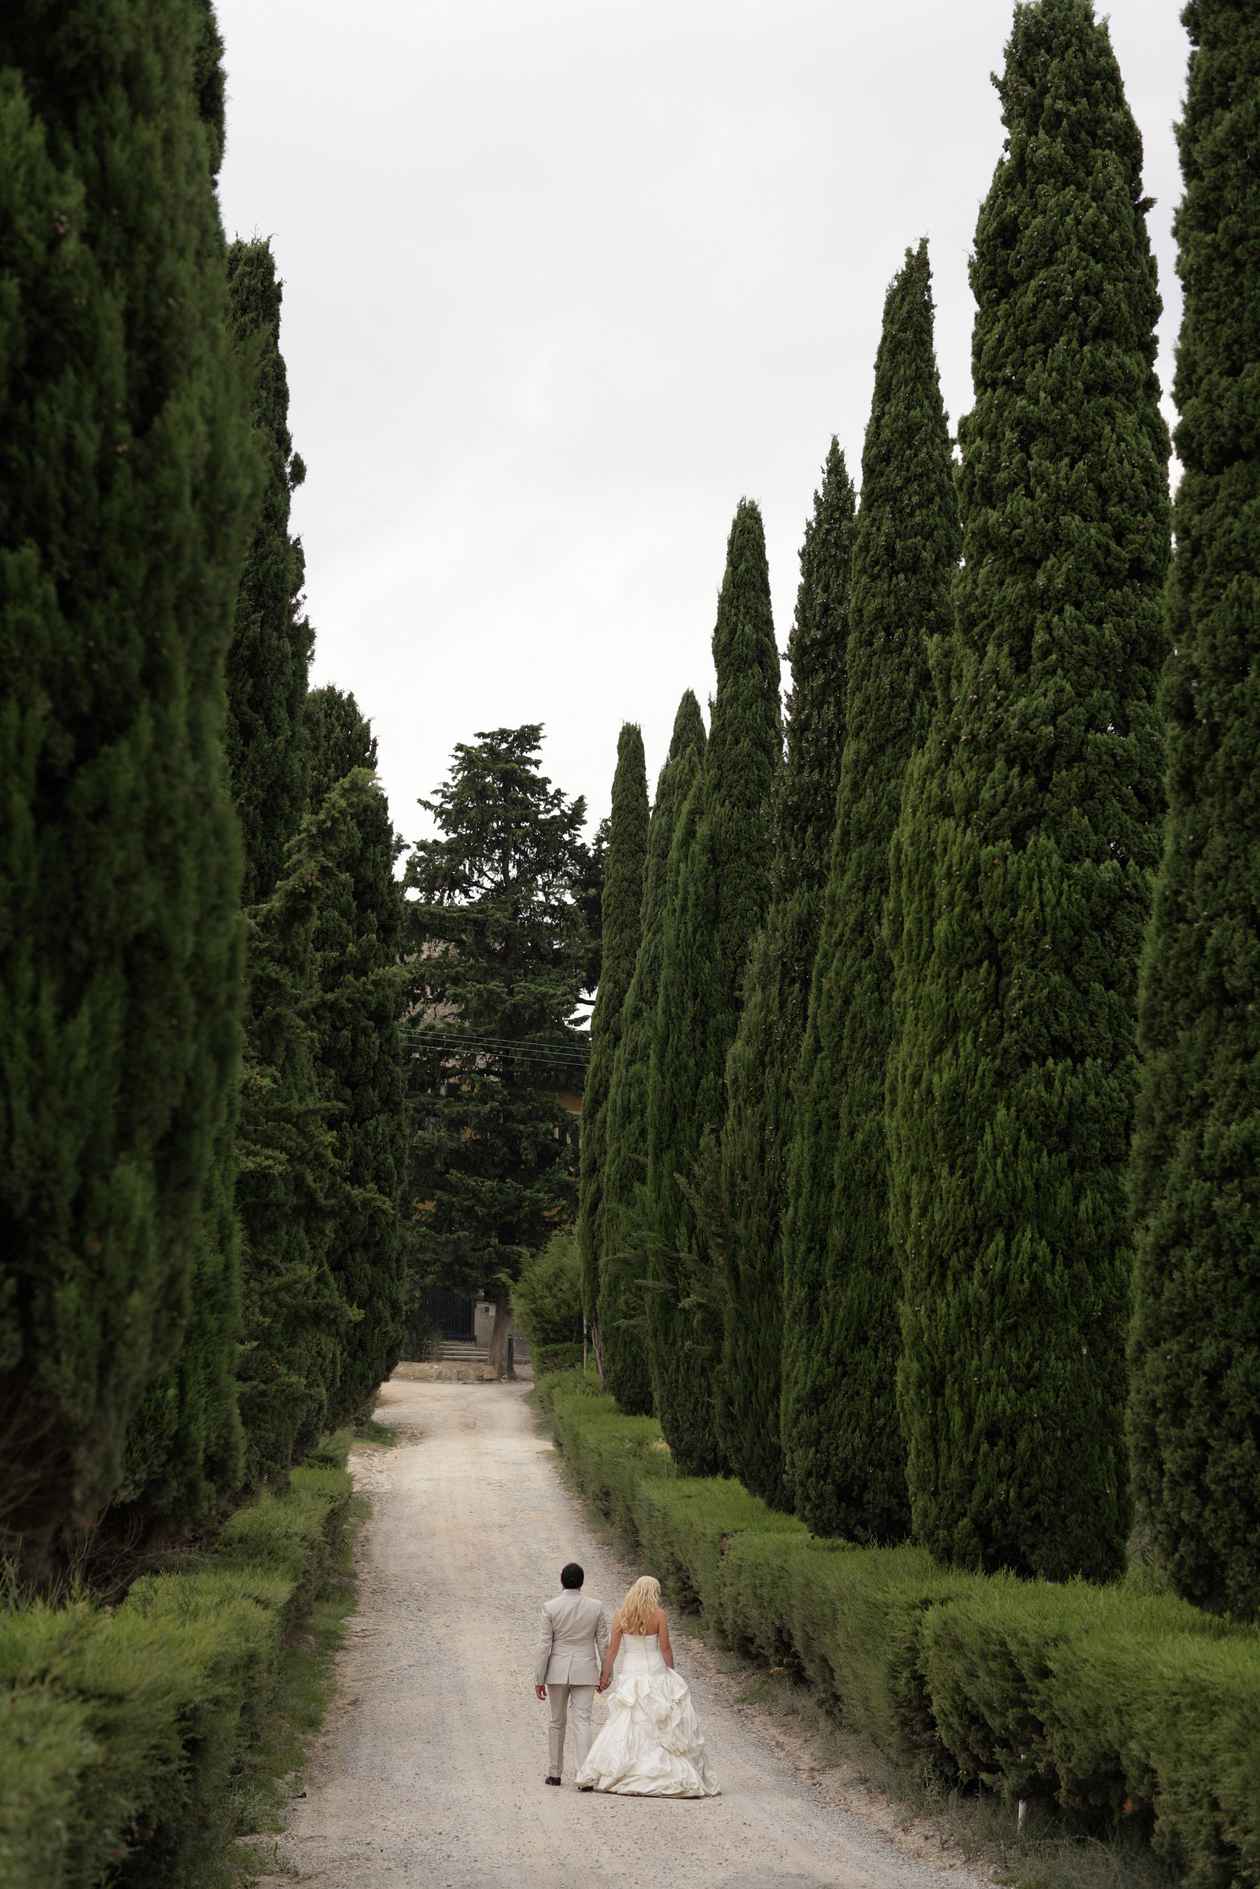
[{"left": 536, "top": 1590, "right": 610, "bottom": 1777}]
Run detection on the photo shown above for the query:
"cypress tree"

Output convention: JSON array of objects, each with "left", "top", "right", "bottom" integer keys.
[
  {"left": 224, "top": 238, "right": 312, "bottom": 908},
  {"left": 577, "top": 725, "right": 649, "bottom": 1335},
  {"left": 306, "top": 682, "right": 376, "bottom": 802},
  {"left": 781, "top": 244, "right": 958, "bottom": 1541},
  {"left": 648, "top": 503, "right": 782, "bottom": 1475},
  {"left": 237, "top": 829, "right": 348, "bottom": 1477},
  {"left": 717, "top": 442, "right": 856, "bottom": 1509},
  {"left": 1128, "top": 0, "right": 1260, "bottom": 1619},
  {"left": 885, "top": 0, "right": 1170, "bottom": 1581},
  {"left": 223, "top": 239, "right": 342, "bottom": 1482},
  {"left": 304, "top": 689, "right": 409, "bottom": 1424},
  {"left": 0, "top": 0, "right": 256, "bottom": 1562},
  {"left": 598, "top": 695, "right": 705, "bottom": 1415}
]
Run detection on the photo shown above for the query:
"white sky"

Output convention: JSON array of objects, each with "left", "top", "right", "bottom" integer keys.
[{"left": 215, "top": 0, "right": 1189, "bottom": 843}]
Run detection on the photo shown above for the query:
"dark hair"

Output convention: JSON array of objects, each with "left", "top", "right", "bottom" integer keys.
[{"left": 560, "top": 1562, "right": 584, "bottom": 1590}]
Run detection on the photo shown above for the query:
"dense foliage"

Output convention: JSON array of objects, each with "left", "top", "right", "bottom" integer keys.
[
  {"left": 717, "top": 441, "right": 855, "bottom": 1509},
  {"left": 223, "top": 239, "right": 312, "bottom": 910},
  {"left": 885, "top": 0, "right": 1170, "bottom": 1581},
  {"left": 1127, "top": 0, "right": 1260, "bottom": 1619},
  {"left": 577, "top": 725, "right": 648, "bottom": 1329},
  {"left": 220, "top": 238, "right": 345, "bottom": 1485},
  {"left": 513, "top": 1229, "right": 584, "bottom": 1365},
  {"left": 598, "top": 696, "right": 706, "bottom": 1415},
  {"left": 647, "top": 502, "right": 782, "bottom": 1475},
  {"left": 0, "top": 0, "right": 257, "bottom": 1566},
  {"left": 781, "top": 244, "right": 958, "bottom": 1541},
  {"left": 304, "top": 689, "right": 409, "bottom": 1422},
  {"left": 405, "top": 728, "right": 591, "bottom": 1355}
]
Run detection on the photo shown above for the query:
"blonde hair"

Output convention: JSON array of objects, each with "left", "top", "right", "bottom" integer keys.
[{"left": 618, "top": 1575, "right": 662, "bottom": 1636}]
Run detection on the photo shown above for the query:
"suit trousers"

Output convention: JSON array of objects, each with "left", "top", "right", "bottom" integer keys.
[{"left": 546, "top": 1682, "right": 595, "bottom": 1776}]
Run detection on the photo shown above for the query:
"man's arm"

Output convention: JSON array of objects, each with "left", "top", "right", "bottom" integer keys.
[
  {"left": 600, "top": 1609, "right": 619, "bottom": 1700},
  {"left": 534, "top": 1604, "right": 554, "bottom": 1697},
  {"left": 595, "top": 1607, "right": 613, "bottom": 1691}
]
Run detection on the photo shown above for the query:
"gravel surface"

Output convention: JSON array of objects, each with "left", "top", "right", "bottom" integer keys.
[{"left": 257, "top": 1376, "right": 990, "bottom": 1889}]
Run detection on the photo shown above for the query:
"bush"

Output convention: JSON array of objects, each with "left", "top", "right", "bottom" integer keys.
[
  {"left": 0, "top": 1448, "right": 352, "bottom": 1889},
  {"left": 533, "top": 1341, "right": 585, "bottom": 1377},
  {"left": 919, "top": 1583, "right": 1260, "bottom": 1884},
  {"left": 513, "top": 1230, "right": 583, "bottom": 1357},
  {"left": 534, "top": 1367, "right": 1260, "bottom": 1886}
]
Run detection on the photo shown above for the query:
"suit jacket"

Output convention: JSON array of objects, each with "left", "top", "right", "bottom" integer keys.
[{"left": 535, "top": 1589, "right": 610, "bottom": 1687}]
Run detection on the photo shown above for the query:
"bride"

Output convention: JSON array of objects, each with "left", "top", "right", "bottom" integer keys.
[{"left": 575, "top": 1576, "right": 719, "bottom": 1797}]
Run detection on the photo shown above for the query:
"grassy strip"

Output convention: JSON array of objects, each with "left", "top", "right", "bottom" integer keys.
[
  {"left": 537, "top": 1370, "right": 1260, "bottom": 1889},
  {"left": 0, "top": 1433, "right": 356, "bottom": 1889}
]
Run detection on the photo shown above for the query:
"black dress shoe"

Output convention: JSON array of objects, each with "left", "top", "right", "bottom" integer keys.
[
  {"left": 545, "top": 1775, "right": 562, "bottom": 1786},
  {"left": 578, "top": 1784, "right": 594, "bottom": 1792}
]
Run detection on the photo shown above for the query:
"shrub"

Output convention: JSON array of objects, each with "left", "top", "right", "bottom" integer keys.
[
  {"left": 0, "top": 1447, "right": 352, "bottom": 1889},
  {"left": 919, "top": 1582, "right": 1260, "bottom": 1883},
  {"left": 534, "top": 1366, "right": 1260, "bottom": 1886},
  {"left": 533, "top": 1341, "right": 585, "bottom": 1377},
  {"left": 513, "top": 1230, "right": 583, "bottom": 1357}
]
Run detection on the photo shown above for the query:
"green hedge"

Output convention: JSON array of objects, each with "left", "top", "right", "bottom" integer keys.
[
  {"left": 537, "top": 1370, "right": 1260, "bottom": 1887},
  {"left": 532, "top": 1341, "right": 585, "bottom": 1377},
  {"left": 0, "top": 1447, "right": 352, "bottom": 1889}
]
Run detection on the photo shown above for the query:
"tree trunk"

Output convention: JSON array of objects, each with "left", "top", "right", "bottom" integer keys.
[{"left": 488, "top": 1295, "right": 512, "bottom": 1379}]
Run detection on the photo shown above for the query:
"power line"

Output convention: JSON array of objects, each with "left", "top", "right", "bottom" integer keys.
[{"left": 399, "top": 1030, "right": 589, "bottom": 1068}]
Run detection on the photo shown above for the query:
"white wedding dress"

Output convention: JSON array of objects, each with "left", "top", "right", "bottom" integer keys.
[{"left": 575, "top": 1632, "right": 720, "bottom": 1797}]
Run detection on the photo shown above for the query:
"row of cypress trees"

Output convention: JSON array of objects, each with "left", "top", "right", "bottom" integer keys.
[
  {"left": 582, "top": 0, "right": 1259, "bottom": 1613},
  {"left": 1, "top": 0, "right": 410, "bottom": 1575}
]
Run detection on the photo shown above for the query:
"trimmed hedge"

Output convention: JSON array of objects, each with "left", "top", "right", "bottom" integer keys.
[
  {"left": 0, "top": 1445, "right": 352, "bottom": 1889},
  {"left": 537, "top": 1370, "right": 1260, "bottom": 1887}
]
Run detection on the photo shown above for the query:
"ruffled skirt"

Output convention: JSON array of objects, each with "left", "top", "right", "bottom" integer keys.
[{"left": 575, "top": 1668, "right": 720, "bottom": 1797}]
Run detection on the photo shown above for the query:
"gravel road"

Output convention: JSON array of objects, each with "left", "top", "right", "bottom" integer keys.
[{"left": 258, "top": 1376, "right": 988, "bottom": 1889}]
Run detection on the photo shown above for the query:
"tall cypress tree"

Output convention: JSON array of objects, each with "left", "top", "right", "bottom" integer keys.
[
  {"left": 304, "top": 689, "right": 409, "bottom": 1424},
  {"left": 648, "top": 502, "right": 782, "bottom": 1475},
  {"left": 1128, "top": 0, "right": 1260, "bottom": 1619},
  {"left": 781, "top": 245, "right": 958, "bottom": 1542},
  {"left": 224, "top": 238, "right": 312, "bottom": 908},
  {"left": 223, "top": 239, "right": 342, "bottom": 1483},
  {"left": 0, "top": 0, "right": 256, "bottom": 1564},
  {"left": 577, "top": 725, "right": 649, "bottom": 1335},
  {"left": 717, "top": 442, "right": 855, "bottom": 1509},
  {"left": 237, "top": 825, "right": 348, "bottom": 1478},
  {"left": 598, "top": 695, "right": 705, "bottom": 1415},
  {"left": 885, "top": 0, "right": 1170, "bottom": 1581}
]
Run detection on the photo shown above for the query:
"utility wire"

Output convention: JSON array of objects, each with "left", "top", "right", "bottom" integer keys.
[{"left": 400, "top": 1029, "right": 589, "bottom": 1061}]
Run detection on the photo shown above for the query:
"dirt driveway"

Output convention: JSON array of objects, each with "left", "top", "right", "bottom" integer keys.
[{"left": 259, "top": 1376, "right": 987, "bottom": 1889}]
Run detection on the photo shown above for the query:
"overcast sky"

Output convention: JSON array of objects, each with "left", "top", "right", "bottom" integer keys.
[{"left": 215, "top": 0, "right": 1189, "bottom": 844}]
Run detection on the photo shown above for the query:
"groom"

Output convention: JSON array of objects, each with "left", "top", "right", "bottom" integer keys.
[{"left": 534, "top": 1562, "right": 610, "bottom": 1786}]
